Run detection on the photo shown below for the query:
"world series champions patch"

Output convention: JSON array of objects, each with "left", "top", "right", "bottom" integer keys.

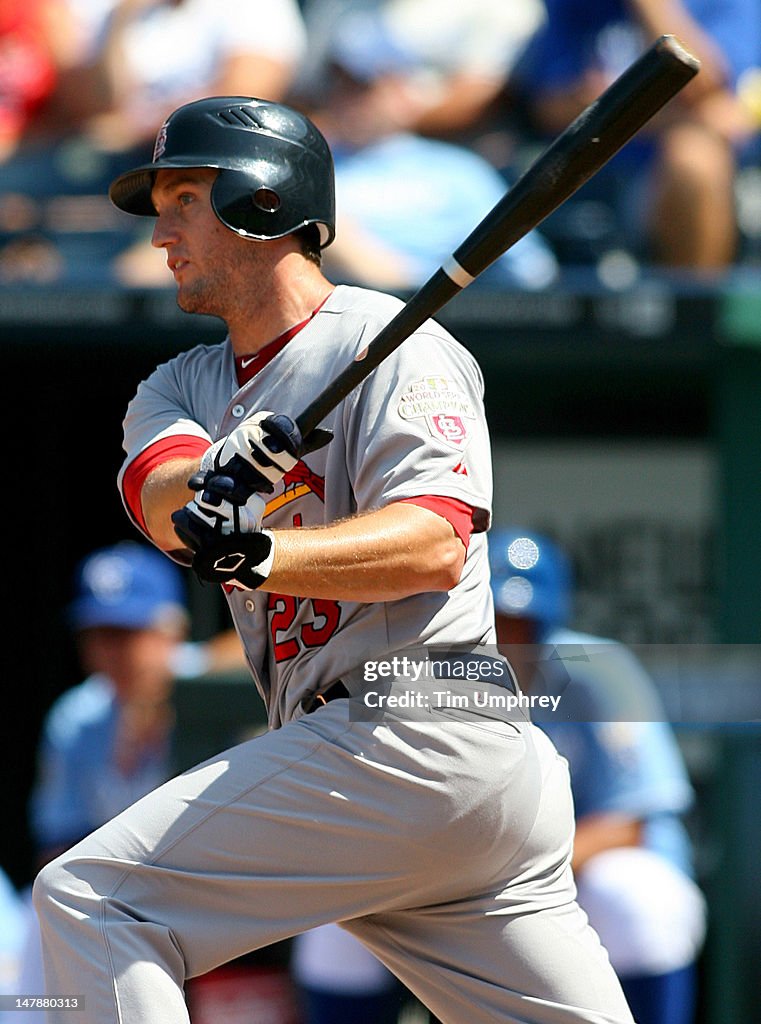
[{"left": 397, "top": 376, "right": 476, "bottom": 450}]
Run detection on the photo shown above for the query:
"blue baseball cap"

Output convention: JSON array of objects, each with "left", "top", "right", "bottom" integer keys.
[
  {"left": 68, "top": 542, "right": 188, "bottom": 632},
  {"left": 488, "top": 529, "right": 573, "bottom": 635}
]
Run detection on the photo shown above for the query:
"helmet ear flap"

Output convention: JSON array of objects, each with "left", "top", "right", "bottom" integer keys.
[
  {"left": 211, "top": 169, "right": 275, "bottom": 237},
  {"left": 210, "top": 167, "right": 332, "bottom": 244}
]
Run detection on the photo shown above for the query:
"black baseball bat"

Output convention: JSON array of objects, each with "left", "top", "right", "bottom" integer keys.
[{"left": 294, "top": 34, "right": 699, "bottom": 441}]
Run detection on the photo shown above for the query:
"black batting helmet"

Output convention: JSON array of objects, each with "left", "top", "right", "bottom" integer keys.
[{"left": 109, "top": 96, "right": 335, "bottom": 248}]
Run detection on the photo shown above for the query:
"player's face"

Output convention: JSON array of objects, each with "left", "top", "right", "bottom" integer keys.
[{"left": 150, "top": 168, "right": 271, "bottom": 318}]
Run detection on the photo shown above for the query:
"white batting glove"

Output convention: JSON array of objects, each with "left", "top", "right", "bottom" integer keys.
[
  {"left": 201, "top": 412, "right": 298, "bottom": 494},
  {"left": 190, "top": 484, "right": 266, "bottom": 536},
  {"left": 171, "top": 469, "right": 266, "bottom": 554},
  {"left": 172, "top": 411, "right": 332, "bottom": 567}
]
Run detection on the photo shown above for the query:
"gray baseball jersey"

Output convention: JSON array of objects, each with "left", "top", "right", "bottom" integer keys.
[{"left": 120, "top": 285, "right": 495, "bottom": 727}]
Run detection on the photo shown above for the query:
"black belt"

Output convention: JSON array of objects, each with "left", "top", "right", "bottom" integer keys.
[{"left": 301, "top": 680, "right": 351, "bottom": 714}]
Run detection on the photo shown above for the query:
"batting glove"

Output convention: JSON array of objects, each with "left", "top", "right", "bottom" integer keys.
[
  {"left": 189, "top": 529, "right": 276, "bottom": 591},
  {"left": 174, "top": 471, "right": 267, "bottom": 539},
  {"left": 199, "top": 411, "right": 333, "bottom": 504},
  {"left": 171, "top": 411, "right": 331, "bottom": 589},
  {"left": 171, "top": 487, "right": 275, "bottom": 591},
  {"left": 172, "top": 410, "right": 298, "bottom": 543}
]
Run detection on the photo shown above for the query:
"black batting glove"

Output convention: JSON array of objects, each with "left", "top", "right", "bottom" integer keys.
[
  {"left": 172, "top": 502, "right": 275, "bottom": 591},
  {"left": 189, "top": 529, "right": 275, "bottom": 590}
]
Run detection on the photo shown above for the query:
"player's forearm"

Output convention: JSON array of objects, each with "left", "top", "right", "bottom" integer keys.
[
  {"left": 141, "top": 457, "right": 201, "bottom": 552},
  {"left": 263, "top": 502, "right": 466, "bottom": 602}
]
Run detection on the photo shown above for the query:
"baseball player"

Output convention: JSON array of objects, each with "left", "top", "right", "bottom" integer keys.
[{"left": 33, "top": 96, "right": 635, "bottom": 1024}]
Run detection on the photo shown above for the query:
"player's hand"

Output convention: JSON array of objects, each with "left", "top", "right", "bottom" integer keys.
[
  {"left": 191, "top": 529, "right": 275, "bottom": 591},
  {"left": 200, "top": 411, "right": 333, "bottom": 504},
  {"left": 171, "top": 409, "right": 320, "bottom": 555},
  {"left": 171, "top": 411, "right": 331, "bottom": 588},
  {"left": 171, "top": 490, "right": 275, "bottom": 591},
  {"left": 172, "top": 471, "right": 267, "bottom": 540}
]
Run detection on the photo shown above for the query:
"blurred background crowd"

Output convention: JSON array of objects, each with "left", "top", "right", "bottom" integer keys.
[
  {"left": 2, "top": 0, "right": 761, "bottom": 289},
  {"left": 3, "top": 1, "right": 761, "bottom": 1023}
]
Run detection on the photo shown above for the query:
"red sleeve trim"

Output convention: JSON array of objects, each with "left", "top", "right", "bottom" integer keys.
[
  {"left": 122, "top": 435, "right": 210, "bottom": 535},
  {"left": 398, "top": 495, "right": 476, "bottom": 549}
]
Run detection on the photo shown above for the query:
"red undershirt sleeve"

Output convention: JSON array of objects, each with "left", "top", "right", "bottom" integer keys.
[
  {"left": 122, "top": 435, "right": 210, "bottom": 535},
  {"left": 397, "top": 495, "right": 477, "bottom": 549}
]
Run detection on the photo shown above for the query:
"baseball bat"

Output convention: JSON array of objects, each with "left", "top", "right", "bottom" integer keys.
[{"left": 294, "top": 34, "right": 699, "bottom": 441}]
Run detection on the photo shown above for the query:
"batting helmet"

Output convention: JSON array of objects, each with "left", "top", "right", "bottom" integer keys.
[
  {"left": 488, "top": 529, "right": 572, "bottom": 636},
  {"left": 109, "top": 96, "right": 336, "bottom": 248}
]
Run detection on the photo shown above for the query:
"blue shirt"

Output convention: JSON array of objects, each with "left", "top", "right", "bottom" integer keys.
[
  {"left": 0, "top": 867, "right": 23, "bottom": 995},
  {"left": 519, "top": 0, "right": 759, "bottom": 92},
  {"left": 333, "top": 132, "right": 558, "bottom": 289},
  {"left": 516, "top": 0, "right": 760, "bottom": 171},
  {"left": 29, "top": 675, "right": 171, "bottom": 852},
  {"left": 531, "top": 628, "right": 696, "bottom": 875}
]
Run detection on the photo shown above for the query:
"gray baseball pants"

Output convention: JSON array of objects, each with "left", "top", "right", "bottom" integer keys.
[{"left": 33, "top": 699, "right": 634, "bottom": 1024}]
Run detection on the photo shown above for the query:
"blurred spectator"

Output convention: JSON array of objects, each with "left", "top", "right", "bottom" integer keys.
[
  {"left": 0, "top": 864, "right": 24, "bottom": 1009},
  {"left": 0, "top": 0, "right": 71, "bottom": 162},
  {"left": 489, "top": 529, "right": 707, "bottom": 1024},
  {"left": 51, "top": 0, "right": 307, "bottom": 153},
  {"left": 293, "top": 0, "right": 545, "bottom": 153},
  {"left": 307, "top": 10, "right": 558, "bottom": 291},
  {"left": 28, "top": 541, "right": 193, "bottom": 866},
  {"left": 513, "top": 0, "right": 761, "bottom": 272},
  {"left": 0, "top": 0, "right": 308, "bottom": 285},
  {"left": 17, "top": 542, "right": 249, "bottom": 1012}
]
